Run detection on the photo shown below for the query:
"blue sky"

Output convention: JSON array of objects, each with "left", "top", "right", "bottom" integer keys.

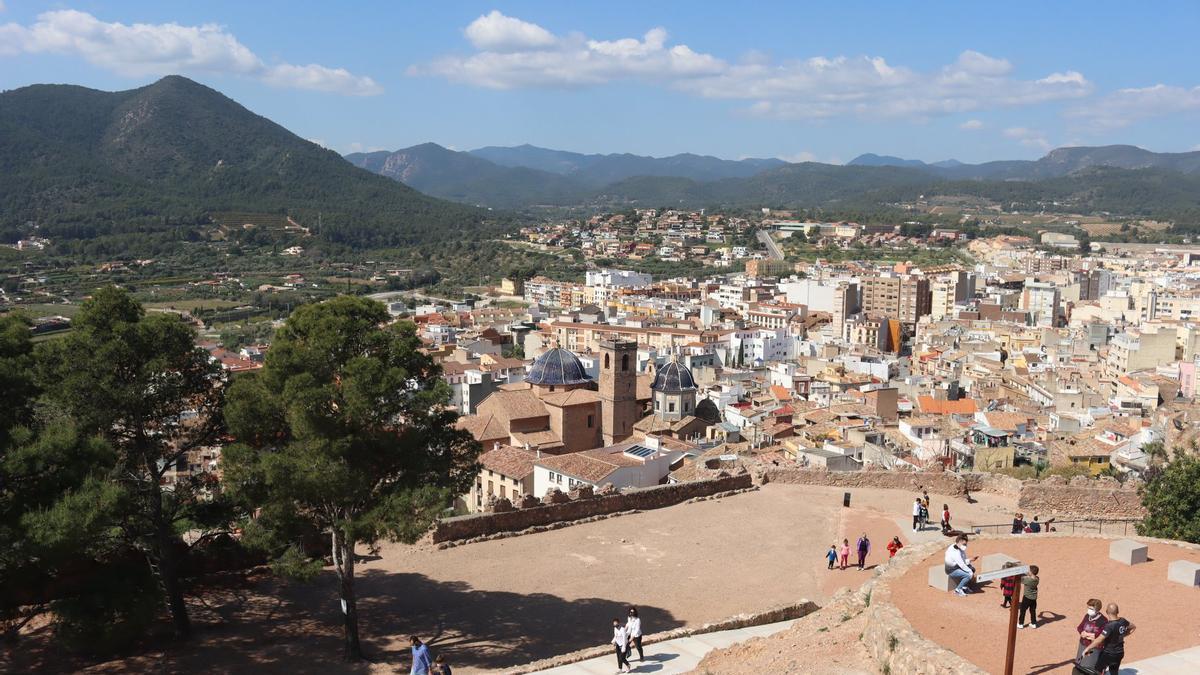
[{"left": 2, "top": 1, "right": 1199, "bottom": 163}]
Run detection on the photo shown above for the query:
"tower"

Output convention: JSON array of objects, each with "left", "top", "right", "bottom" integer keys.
[{"left": 599, "top": 339, "right": 638, "bottom": 445}]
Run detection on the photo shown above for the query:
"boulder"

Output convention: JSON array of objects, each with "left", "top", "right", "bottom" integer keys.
[
  {"left": 487, "top": 497, "right": 514, "bottom": 513},
  {"left": 517, "top": 494, "right": 540, "bottom": 509}
]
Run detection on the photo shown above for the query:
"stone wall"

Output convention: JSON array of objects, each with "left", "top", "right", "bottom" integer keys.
[
  {"left": 499, "top": 599, "right": 819, "bottom": 675},
  {"left": 430, "top": 472, "right": 753, "bottom": 544},
  {"left": 1017, "top": 475, "right": 1146, "bottom": 518},
  {"left": 757, "top": 466, "right": 1145, "bottom": 519}
]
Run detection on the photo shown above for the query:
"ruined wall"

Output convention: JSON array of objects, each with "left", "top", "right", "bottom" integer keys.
[
  {"left": 758, "top": 466, "right": 1144, "bottom": 519},
  {"left": 1017, "top": 475, "right": 1146, "bottom": 518},
  {"left": 431, "top": 472, "right": 753, "bottom": 544}
]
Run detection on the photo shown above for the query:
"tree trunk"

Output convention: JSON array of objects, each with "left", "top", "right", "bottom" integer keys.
[
  {"left": 156, "top": 538, "right": 192, "bottom": 639},
  {"left": 332, "top": 528, "right": 363, "bottom": 660}
]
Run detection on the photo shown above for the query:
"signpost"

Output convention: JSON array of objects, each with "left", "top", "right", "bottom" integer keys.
[{"left": 974, "top": 564, "right": 1029, "bottom": 675}]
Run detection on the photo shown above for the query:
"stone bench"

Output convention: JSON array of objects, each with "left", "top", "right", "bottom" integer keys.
[
  {"left": 1109, "top": 539, "right": 1149, "bottom": 566},
  {"left": 928, "top": 566, "right": 956, "bottom": 592},
  {"left": 980, "top": 553, "right": 1020, "bottom": 574},
  {"left": 1167, "top": 560, "right": 1200, "bottom": 587}
]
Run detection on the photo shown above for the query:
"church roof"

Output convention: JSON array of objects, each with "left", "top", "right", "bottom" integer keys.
[
  {"left": 651, "top": 360, "right": 697, "bottom": 393},
  {"left": 526, "top": 347, "right": 592, "bottom": 386}
]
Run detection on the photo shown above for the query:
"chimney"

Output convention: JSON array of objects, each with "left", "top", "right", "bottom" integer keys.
[{"left": 493, "top": 441, "right": 501, "bottom": 451}]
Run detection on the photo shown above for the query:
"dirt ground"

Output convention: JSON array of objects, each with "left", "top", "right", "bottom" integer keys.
[
  {"left": 890, "top": 537, "right": 1200, "bottom": 675},
  {"left": 8, "top": 483, "right": 1016, "bottom": 674}
]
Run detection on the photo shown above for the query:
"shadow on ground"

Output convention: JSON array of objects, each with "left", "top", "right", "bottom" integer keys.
[{"left": 8, "top": 567, "right": 683, "bottom": 674}]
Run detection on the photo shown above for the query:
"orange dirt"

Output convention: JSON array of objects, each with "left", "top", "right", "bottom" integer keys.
[{"left": 889, "top": 537, "right": 1200, "bottom": 674}]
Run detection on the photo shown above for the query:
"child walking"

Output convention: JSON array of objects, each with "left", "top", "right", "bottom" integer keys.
[
  {"left": 1018, "top": 565, "right": 1040, "bottom": 629},
  {"left": 1000, "top": 561, "right": 1017, "bottom": 608},
  {"left": 826, "top": 544, "right": 838, "bottom": 570},
  {"left": 839, "top": 539, "right": 850, "bottom": 570}
]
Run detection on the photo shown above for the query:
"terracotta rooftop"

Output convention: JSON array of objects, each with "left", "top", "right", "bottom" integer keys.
[{"left": 479, "top": 445, "right": 536, "bottom": 480}]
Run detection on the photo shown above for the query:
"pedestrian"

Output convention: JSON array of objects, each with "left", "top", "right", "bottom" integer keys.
[
  {"left": 943, "top": 534, "right": 977, "bottom": 596},
  {"left": 999, "top": 562, "right": 1017, "bottom": 608},
  {"left": 611, "top": 618, "right": 631, "bottom": 673},
  {"left": 1011, "top": 512, "right": 1026, "bottom": 534},
  {"left": 433, "top": 654, "right": 452, "bottom": 675},
  {"left": 912, "top": 497, "right": 923, "bottom": 531},
  {"left": 919, "top": 500, "right": 930, "bottom": 530},
  {"left": 886, "top": 536, "right": 903, "bottom": 558},
  {"left": 922, "top": 489, "right": 931, "bottom": 511},
  {"left": 410, "top": 636, "right": 433, "bottom": 675},
  {"left": 839, "top": 538, "right": 850, "bottom": 570},
  {"left": 1018, "top": 564, "right": 1040, "bottom": 629},
  {"left": 1075, "top": 598, "right": 1108, "bottom": 672},
  {"left": 941, "top": 503, "right": 952, "bottom": 533},
  {"left": 826, "top": 544, "right": 838, "bottom": 570},
  {"left": 1028, "top": 516, "right": 1042, "bottom": 533},
  {"left": 626, "top": 607, "right": 643, "bottom": 662},
  {"left": 1083, "top": 603, "right": 1135, "bottom": 675},
  {"left": 856, "top": 533, "right": 871, "bottom": 570}
]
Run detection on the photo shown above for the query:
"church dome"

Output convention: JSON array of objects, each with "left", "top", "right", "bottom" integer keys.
[
  {"left": 651, "top": 360, "right": 696, "bottom": 393},
  {"left": 526, "top": 347, "right": 592, "bottom": 386}
]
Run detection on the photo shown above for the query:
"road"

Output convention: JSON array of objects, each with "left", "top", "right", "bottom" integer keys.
[{"left": 756, "top": 228, "right": 785, "bottom": 260}]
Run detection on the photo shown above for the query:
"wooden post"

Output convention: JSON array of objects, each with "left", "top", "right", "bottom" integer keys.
[{"left": 1004, "top": 573, "right": 1023, "bottom": 675}]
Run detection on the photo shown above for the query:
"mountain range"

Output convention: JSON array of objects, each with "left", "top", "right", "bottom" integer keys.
[
  {"left": 848, "top": 145, "right": 1200, "bottom": 179},
  {"left": 0, "top": 76, "right": 489, "bottom": 252}
]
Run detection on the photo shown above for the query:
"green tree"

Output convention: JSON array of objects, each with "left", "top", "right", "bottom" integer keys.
[
  {"left": 222, "top": 296, "right": 480, "bottom": 660},
  {"left": 34, "top": 287, "right": 227, "bottom": 639},
  {"left": 1137, "top": 450, "right": 1200, "bottom": 544}
]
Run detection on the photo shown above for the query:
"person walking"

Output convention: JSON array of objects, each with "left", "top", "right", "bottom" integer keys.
[
  {"left": 912, "top": 497, "right": 923, "bottom": 531},
  {"left": 943, "top": 534, "right": 977, "bottom": 596},
  {"left": 611, "top": 618, "right": 631, "bottom": 673},
  {"left": 433, "top": 654, "right": 452, "bottom": 675},
  {"left": 410, "top": 636, "right": 433, "bottom": 675},
  {"left": 626, "top": 607, "right": 643, "bottom": 662},
  {"left": 839, "top": 538, "right": 850, "bottom": 570},
  {"left": 1083, "top": 603, "right": 1135, "bottom": 675},
  {"left": 1075, "top": 598, "right": 1108, "bottom": 672},
  {"left": 940, "top": 503, "right": 952, "bottom": 533},
  {"left": 826, "top": 544, "right": 838, "bottom": 570},
  {"left": 886, "top": 536, "right": 903, "bottom": 559},
  {"left": 1018, "top": 565, "right": 1040, "bottom": 629},
  {"left": 856, "top": 534, "right": 871, "bottom": 570}
]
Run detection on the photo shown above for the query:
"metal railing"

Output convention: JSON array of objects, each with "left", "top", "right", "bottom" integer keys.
[{"left": 969, "top": 518, "right": 1140, "bottom": 537}]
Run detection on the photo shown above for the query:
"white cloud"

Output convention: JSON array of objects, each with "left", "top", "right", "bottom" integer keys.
[
  {"left": 960, "top": 119, "right": 984, "bottom": 130},
  {"left": 465, "top": 10, "right": 557, "bottom": 52},
  {"left": 1003, "top": 126, "right": 1051, "bottom": 151},
  {"left": 1069, "top": 83, "right": 1200, "bottom": 130},
  {"left": 413, "top": 12, "right": 1091, "bottom": 121},
  {"left": 0, "top": 10, "right": 381, "bottom": 95}
]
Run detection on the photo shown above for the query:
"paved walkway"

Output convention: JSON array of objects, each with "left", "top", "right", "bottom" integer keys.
[
  {"left": 531, "top": 619, "right": 796, "bottom": 674},
  {"left": 1124, "top": 645, "right": 1200, "bottom": 674}
]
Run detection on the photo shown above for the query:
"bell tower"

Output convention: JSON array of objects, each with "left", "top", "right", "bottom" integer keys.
[{"left": 599, "top": 339, "right": 638, "bottom": 445}]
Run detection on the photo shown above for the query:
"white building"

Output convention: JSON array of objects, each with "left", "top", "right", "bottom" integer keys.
[{"left": 531, "top": 437, "right": 683, "bottom": 496}]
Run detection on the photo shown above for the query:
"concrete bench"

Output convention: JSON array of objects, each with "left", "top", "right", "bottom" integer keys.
[
  {"left": 1167, "top": 560, "right": 1200, "bottom": 587},
  {"left": 1109, "top": 539, "right": 1149, "bottom": 566},
  {"left": 928, "top": 566, "right": 956, "bottom": 592},
  {"left": 980, "top": 553, "right": 1021, "bottom": 574}
]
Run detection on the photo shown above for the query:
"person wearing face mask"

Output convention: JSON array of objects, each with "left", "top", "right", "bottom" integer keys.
[
  {"left": 943, "top": 534, "right": 977, "bottom": 596},
  {"left": 1075, "top": 598, "right": 1107, "bottom": 671},
  {"left": 611, "top": 617, "right": 631, "bottom": 673}
]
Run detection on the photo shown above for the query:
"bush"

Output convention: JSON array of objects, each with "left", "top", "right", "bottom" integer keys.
[
  {"left": 53, "top": 563, "right": 160, "bottom": 655},
  {"left": 1138, "top": 451, "right": 1200, "bottom": 544}
]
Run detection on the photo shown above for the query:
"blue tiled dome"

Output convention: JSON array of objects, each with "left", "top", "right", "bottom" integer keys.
[
  {"left": 527, "top": 347, "right": 591, "bottom": 386},
  {"left": 651, "top": 360, "right": 696, "bottom": 393}
]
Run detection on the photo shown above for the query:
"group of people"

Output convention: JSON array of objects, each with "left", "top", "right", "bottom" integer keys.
[
  {"left": 826, "top": 534, "right": 873, "bottom": 570},
  {"left": 911, "top": 490, "right": 953, "bottom": 534},
  {"left": 609, "top": 607, "right": 644, "bottom": 673},
  {"left": 1011, "top": 512, "right": 1055, "bottom": 534},
  {"left": 943, "top": 535, "right": 1136, "bottom": 675}
]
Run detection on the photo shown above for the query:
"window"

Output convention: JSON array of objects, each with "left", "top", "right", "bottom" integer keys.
[
  {"left": 488, "top": 480, "right": 494, "bottom": 495},
  {"left": 500, "top": 485, "right": 507, "bottom": 498},
  {"left": 669, "top": 401, "right": 676, "bottom": 413},
  {"left": 605, "top": 353, "right": 610, "bottom": 369},
  {"left": 549, "top": 385, "right": 555, "bottom": 392},
  {"left": 622, "top": 353, "right": 630, "bottom": 371},
  {"left": 684, "top": 401, "right": 691, "bottom": 412},
  {"left": 587, "top": 414, "right": 594, "bottom": 428},
  {"left": 654, "top": 400, "right": 660, "bottom": 410}
]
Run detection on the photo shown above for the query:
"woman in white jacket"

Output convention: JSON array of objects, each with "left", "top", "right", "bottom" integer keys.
[
  {"left": 626, "top": 607, "right": 643, "bottom": 661},
  {"left": 611, "top": 618, "right": 631, "bottom": 673}
]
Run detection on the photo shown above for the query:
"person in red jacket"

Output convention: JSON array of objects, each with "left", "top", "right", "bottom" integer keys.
[
  {"left": 1076, "top": 598, "right": 1108, "bottom": 671},
  {"left": 886, "top": 536, "right": 904, "bottom": 559},
  {"left": 999, "top": 561, "right": 1018, "bottom": 608}
]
